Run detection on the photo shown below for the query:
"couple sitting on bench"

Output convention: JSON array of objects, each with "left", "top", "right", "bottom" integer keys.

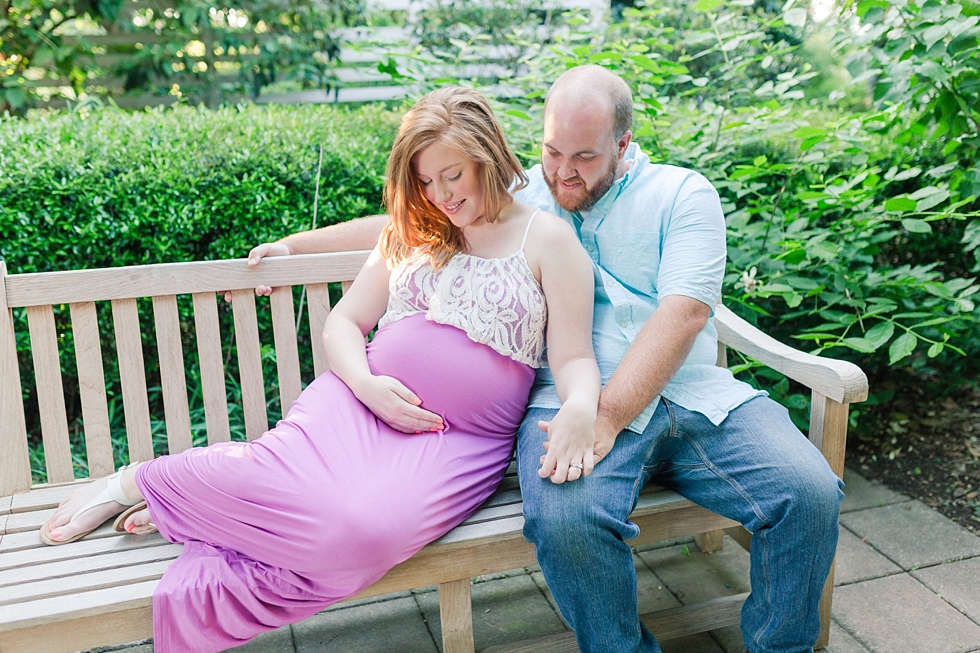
[{"left": 42, "top": 66, "right": 843, "bottom": 653}]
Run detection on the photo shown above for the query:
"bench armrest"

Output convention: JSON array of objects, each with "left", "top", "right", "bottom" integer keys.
[{"left": 714, "top": 304, "right": 869, "bottom": 405}]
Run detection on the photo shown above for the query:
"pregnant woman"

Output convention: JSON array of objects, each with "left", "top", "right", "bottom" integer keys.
[{"left": 40, "top": 86, "right": 600, "bottom": 653}]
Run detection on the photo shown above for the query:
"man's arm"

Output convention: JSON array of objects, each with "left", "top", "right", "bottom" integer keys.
[
  {"left": 251, "top": 214, "right": 388, "bottom": 261},
  {"left": 236, "top": 214, "right": 389, "bottom": 299},
  {"left": 592, "top": 295, "right": 711, "bottom": 461}
]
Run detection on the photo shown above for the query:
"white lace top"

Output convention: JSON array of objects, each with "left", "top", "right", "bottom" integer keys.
[{"left": 378, "top": 211, "right": 547, "bottom": 368}]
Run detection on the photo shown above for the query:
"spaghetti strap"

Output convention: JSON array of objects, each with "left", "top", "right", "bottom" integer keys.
[{"left": 521, "top": 209, "right": 540, "bottom": 251}]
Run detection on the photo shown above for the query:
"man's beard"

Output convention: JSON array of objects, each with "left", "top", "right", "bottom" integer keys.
[{"left": 544, "top": 156, "right": 618, "bottom": 212}]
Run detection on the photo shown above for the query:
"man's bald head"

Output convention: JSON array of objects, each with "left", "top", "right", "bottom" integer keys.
[{"left": 545, "top": 65, "right": 633, "bottom": 140}]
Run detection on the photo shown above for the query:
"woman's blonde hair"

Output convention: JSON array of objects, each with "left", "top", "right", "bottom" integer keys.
[{"left": 380, "top": 86, "right": 528, "bottom": 268}]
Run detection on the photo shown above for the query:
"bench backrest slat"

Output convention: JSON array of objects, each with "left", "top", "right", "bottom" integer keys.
[
  {"left": 230, "top": 290, "right": 268, "bottom": 442},
  {"left": 26, "top": 305, "right": 75, "bottom": 483},
  {"left": 3, "top": 253, "right": 370, "bottom": 308},
  {"left": 69, "top": 302, "right": 114, "bottom": 478},
  {"left": 306, "top": 283, "right": 332, "bottom": 378},
  {"left": 111, "top": 298, "right": 155, "bottom": 462},
  {"left": 152, "top": 295, "right": 193, "bottom": 455},
  {"left": 0, "top": 262, "right": 31, "bottom": 496},
  {"left": 269, "top": 287, "right": 302, "bottom": 415},
  {"left": 191, "top": 292, "right": 232, "bottom": 445}
]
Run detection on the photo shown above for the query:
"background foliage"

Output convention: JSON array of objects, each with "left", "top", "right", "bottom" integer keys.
[
  {"left": 0, "top": 0, "right": 364, "bottom": 113},
  {"left": 383, "top": 0, "right": 980, "bottom": 429},
  {"left": 3, "top": 0, "right": 980, "bottom": 478}
]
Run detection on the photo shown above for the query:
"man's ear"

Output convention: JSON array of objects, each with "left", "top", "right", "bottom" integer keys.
[{"left": 616, "top": 130, "right": 633, "bottom": 159}]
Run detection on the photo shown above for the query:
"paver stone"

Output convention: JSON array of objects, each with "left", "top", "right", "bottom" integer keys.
[
  {"left": 839, "top": 500, "right": 980, "bottom": 570},
  {"left": 832, "top": 573, "right": 980, "bottom": 653}
]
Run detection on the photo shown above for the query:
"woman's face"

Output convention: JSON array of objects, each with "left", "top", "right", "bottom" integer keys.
[{"left": 413, "top": 140, "right": 486, "bottom": 229}]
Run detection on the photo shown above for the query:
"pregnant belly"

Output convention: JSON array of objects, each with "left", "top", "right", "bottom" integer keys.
[{"left": 366, "top": 313, "right": 535, "bottom": 438}]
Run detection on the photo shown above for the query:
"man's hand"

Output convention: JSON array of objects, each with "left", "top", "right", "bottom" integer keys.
[
  {"left": 350, "top": 375, "right": 445, "bottom": 434},
  {"left": 591, "top": 414, "right": 619, "bottom": 466},
  {"left": 222, "top": 242, "right": 292, "bottom": 302},
  {"left": 537, "top": 402, "right": 596, "bottom": 484}
]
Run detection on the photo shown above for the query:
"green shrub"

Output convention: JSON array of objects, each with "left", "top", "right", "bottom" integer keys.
[
  {"left": 0, "top": 102, "right": 398, "bottom": 272},
  {"left": 1, "top": 102, "right": 399, "bottom": 481}
]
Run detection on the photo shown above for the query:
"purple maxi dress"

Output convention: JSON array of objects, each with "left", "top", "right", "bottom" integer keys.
[{"left": 135, "top": 226, "right": 547, "bottom": 652}]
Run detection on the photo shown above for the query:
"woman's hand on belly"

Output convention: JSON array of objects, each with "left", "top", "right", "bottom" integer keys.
[{"left": 350, "top": 374, "right": 445, "bottom": 434}]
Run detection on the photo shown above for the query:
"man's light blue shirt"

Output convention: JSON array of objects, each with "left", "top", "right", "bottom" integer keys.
[{"left": 515, "top": 143, "right": 763, "bottom": 431}]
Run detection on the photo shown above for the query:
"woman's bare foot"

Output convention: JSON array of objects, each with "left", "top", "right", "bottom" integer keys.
[{"left": 43, "top": 466, "right": 143, "bottom": 543}]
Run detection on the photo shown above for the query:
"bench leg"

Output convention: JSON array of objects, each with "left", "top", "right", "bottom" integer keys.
[
  {"left": 439, "top": 579, "right": 475, "bottom": 653},
  {"left": 694, "top": 529, "right": 724, "bottom": 553},
  {"left": 815, "top": 559, "right": 836, "bottom": 650}
]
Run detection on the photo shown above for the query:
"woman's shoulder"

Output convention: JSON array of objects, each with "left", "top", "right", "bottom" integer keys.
[{"left": 520, "top": 204, "right": 578, "bottom": 247}]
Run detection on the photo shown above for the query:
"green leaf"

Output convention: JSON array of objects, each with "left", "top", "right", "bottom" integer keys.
[
  {"left": 888, "top": 332, "right": 917, "bottom": 364},
  {"left": 928, "top": 342, "right": 944, "bottom": 358},
  {"left": 753, "top": 155, "right": 768, "bottom": 167},
  {"left": 925, "top": 162, "right": 958, "bottom": 178},
  {"left": 856, "top": 0, "right": 888, "bottom": 18},
  {"left": 901, "top": 218, "right": 933, "bottom": 233},
  {"left": 893, "top": 167, "right": 922, "bottom": 181},
  {"left": 916, "top": 190, "right": 950, "bottom": 211},
  {"left": 694, "top": 0, "right": 725, "bottom": 12},
  {"left": 4, "top": 88, "right": 27, "bottom": 109},
  {"left": 885, "top": 197, "right": 917, "bottom": 212},
  {"left": 843, "top": 337, "right": 877, "bottom": 353},
  {"left": 866, "top": 321, "right": 895, "bottom": 348},
  {"left": 790, "top": 126, "right": 826, "bottom": 140},
  {"left": 922, "top": 24, "right": 949, "bottom": 50},
  {"left": 505, "top": 109, "right": 531, "bottom": 120}
]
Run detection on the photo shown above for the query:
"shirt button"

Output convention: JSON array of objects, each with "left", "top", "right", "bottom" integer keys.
[
  {"left": 587, "top": 245, "right": 595, "bottom": 252},
  {"left": 620, "top": 321, "right": 628, "bottom": 327}
]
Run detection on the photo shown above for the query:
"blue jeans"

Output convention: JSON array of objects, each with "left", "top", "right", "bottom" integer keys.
[{"left": 517, "top": 396, "right": 843, "bottom": 653}]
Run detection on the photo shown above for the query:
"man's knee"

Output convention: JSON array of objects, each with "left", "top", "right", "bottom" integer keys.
[{"left": 779, "top": 457, "right": 843, "bottom": 532}]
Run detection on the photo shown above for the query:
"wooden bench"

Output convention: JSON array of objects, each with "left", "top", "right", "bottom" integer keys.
[{"left": 0, "top": 251, "right": 868, "bottom": 653}]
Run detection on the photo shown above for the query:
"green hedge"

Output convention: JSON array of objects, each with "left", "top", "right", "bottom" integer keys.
[
  {"left": 1, "top": 103, "right": 400, "bottom": 481},
  {"left": 0, "top": 102, "right": 400, "bottom": 273}
]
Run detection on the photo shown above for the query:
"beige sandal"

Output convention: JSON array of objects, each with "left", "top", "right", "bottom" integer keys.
[
  {"left": 112, "top": 500, "right": 156, "bottom": 534},
  {"left": 39, "top": 463, "right": 143, "bottom": 545}
]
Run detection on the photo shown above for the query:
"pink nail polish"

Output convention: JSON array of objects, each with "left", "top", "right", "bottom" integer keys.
[
  {"left": 127, "top": 523, "right": 135, "bottom": 533},
  {"left": 431, "top": 427, "right": 439, "bottom": 432},
  {"left": 416, "top": 431, "right": 422, "bottom": 434},
  {"left": 50, "top": 530, "right": 61, "bottom": 539}
]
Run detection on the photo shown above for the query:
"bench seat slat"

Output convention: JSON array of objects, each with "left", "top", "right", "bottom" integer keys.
[
  {"left": 111, "top": 299, "right": 154, "bottom": 463},
  {"left": 6, "top": 481, "right": 83, "bottom": 514},
  {"left": 0, "top": 532, "right": 171, "bottom": 571},
  {"left": 0, "top": 560, "right": 174, "bottom": 606},
  {"left": 0, "top": 544, "right": 182, "bottom": 589},
  {"left": 69, "top": 302, "right": 114, "bottom": 478},
  {"left": 26, "top": 305, "right": 74, "bottom": 484},
  {"left": 231, "top": 290, "right": 268, "bottom": 441},
  {"left": 152, "top": 295, "right": 192, "bottom": 454},
  {"left": 0, "top": 579, "right": 157, "bottom": 631},
  {"left": 192, "top": 292, "right": 231, "bottom": 444}
]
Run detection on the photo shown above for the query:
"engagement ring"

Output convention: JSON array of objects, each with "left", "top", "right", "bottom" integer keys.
[{"left": 569, "top": 463, "right": 584, "bottom": 471}]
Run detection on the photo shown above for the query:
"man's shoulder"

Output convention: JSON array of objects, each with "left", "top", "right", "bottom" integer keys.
[{"left": 632, "top": 161, "right": 716, "bottom": 197}]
